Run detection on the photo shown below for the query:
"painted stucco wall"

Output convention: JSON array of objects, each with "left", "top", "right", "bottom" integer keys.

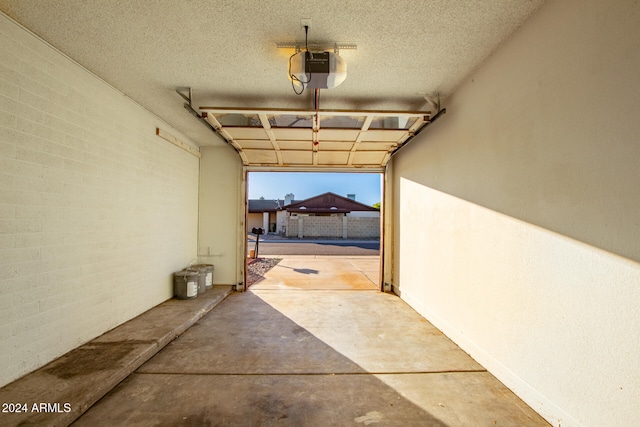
[
  {"left": 390, "top": 1, "right": 640, "bottom": 426},
  {"left": 0, "top": 15, "right": 199, "bottom": 387},
  {"left": 246, "top": 212, "right": 275, "bottom": 234},
  {"left": 246, "top": 212, "right": 263, "bottom": 233},
  {"left": 276, "top": 210, "right": 287, "bottom": 234},
  {"left": 198, "top": 146, "right": 242, "bottom": 285}
]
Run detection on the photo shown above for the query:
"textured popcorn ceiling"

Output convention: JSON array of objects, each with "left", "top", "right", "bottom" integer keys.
[{"left": 0, "top": 0, "right": 545, "bottom": 147}]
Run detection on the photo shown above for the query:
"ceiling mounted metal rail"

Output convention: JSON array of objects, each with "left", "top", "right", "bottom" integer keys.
[
  {"left": 276, "top": 41, "right": 357, "bottom": 54},
  {"left": 388, "top": 108, "right": 447, "bottom": 159},
  {"left": 176, "top": 87, "right": 240, "bottom": 154}
]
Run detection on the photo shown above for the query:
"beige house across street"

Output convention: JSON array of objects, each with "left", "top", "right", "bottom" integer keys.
[{"left": 248, "top": 192, "right": 380, "bottom": 239}]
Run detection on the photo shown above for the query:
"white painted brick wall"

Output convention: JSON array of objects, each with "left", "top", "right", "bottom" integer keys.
[{"left": 0, "top": 15, "right": 199, "bottom": 386}]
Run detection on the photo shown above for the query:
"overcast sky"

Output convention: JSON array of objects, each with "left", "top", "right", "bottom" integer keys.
[{"left": 247, "top": 172, "right": 382, "bottom": 206}]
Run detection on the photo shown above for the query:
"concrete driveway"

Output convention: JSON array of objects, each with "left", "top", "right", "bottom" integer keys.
[{"left": 250, "top": 255, "right": 380, "bottom": 290}]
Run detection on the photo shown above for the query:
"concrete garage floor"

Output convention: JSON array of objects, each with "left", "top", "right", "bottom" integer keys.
[{"left": 73, "top": 288, "right": 549, "bottom": 426}]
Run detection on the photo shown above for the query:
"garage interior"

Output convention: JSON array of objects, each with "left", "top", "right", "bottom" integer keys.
[{"left": 1, "top": 1, "right": 639, "bottom": 426}]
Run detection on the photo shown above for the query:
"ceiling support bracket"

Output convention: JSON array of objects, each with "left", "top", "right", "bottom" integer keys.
[
  {"left": 422, "top": 93, "right": 441, "bottom": 114},
  {"left": 176, "top": 87, "right": 193, "bottom": 108},
  {"left": 389, "top": 108, "right": 447, "bottom": 159},
  {"left": 176, "top": 87, "right": 244, "bottom": 159}
]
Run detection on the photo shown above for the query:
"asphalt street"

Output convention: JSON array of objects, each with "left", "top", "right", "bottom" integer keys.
[{"left": 247, "top": 238, "right": 380, "bottom": 256}]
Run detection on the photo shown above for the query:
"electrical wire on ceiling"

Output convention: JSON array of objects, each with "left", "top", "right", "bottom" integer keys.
[{"left": 289, "top": 25, "right": 311, "bottom": 95}]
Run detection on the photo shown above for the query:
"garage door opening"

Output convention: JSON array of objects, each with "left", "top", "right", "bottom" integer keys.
[{"left": 246, "top": 171, "right": 383, "bottom": 291}]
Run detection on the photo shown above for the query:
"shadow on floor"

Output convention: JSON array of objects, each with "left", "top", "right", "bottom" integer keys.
[
  {"left": 279, "top": 266, "right": 319, "bottom": 275},
  {"left": 73, "top": 291, "right": 451, "bottom": 426},
  {"left": 74, "top": 290, "right": 550, "bottom": 426}
]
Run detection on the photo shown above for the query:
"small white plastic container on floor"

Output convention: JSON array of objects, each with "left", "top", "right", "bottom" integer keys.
[
  {"left": 173, "top": 269, "right": 198, "bottom": 299},
  {"left": 191, "top": 264, "right": 215, "bottom": 291}
]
